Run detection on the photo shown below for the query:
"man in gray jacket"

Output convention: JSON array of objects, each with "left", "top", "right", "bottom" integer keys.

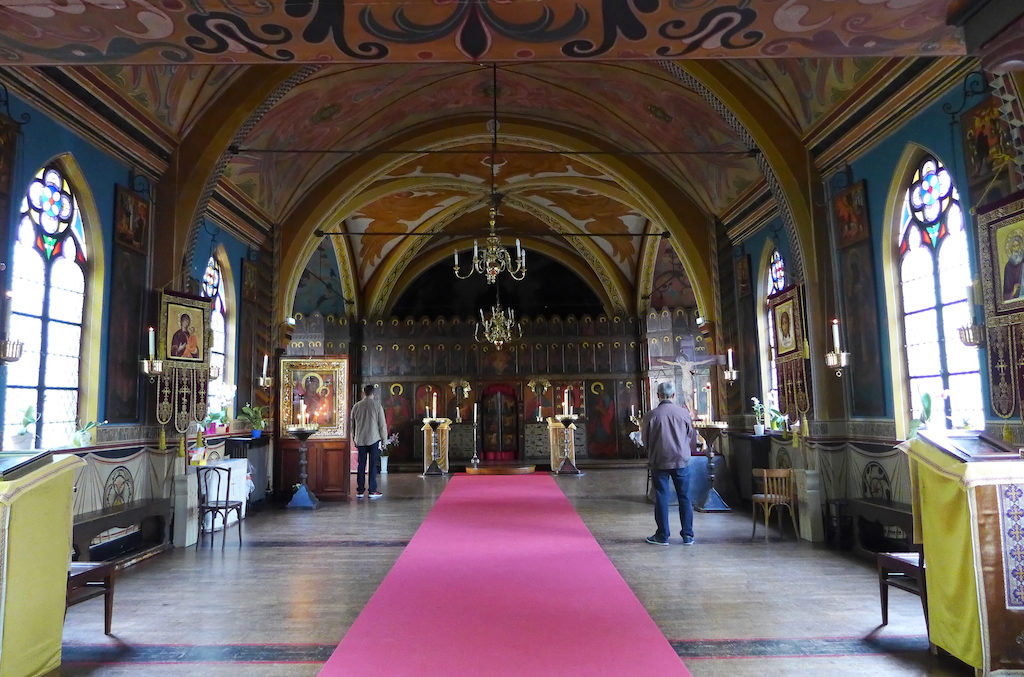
[
  {"left": 351, "top": 384, "right": 389, "bottom": 498},
  {"left": 642, "top": 381, "right": 697, "bottom": 545}
]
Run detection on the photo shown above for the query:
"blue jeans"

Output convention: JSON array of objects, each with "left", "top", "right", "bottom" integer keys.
[
  {"left": 356, "top": 441, "right": 381, "bottom": 493},
  {"left": 652, "top": 466, "right": 693, "bottom": 541}
]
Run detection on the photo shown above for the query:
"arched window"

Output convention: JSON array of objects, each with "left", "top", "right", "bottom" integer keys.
[
  {"left": 897, "top": 155, "right": 982, "bottom": 429},
  {"left": 4, "top": 164, "right": 87, "bottom": 447},
  {"left": 763, "top": 248, "right": 786, "bottom": 409},
  {"left": 203, "top": 255, "right": 227, "bottom": 390}
]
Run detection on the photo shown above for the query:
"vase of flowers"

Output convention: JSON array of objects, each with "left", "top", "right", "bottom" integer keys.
[{"left": 379, "top": 433, "right": 398, "bottom": 473}]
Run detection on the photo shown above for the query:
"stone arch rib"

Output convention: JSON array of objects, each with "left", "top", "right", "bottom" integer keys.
[
  {"left": 656, "top": 60, "right": 805, "bottom": 283},
  {"left": 180, "top": 65, "right": 323, "bottom": 285}
]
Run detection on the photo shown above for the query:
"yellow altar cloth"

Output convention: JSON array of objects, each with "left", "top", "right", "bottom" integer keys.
[
  {"left": 908, "top": 434, "right": 1024, "bottom": 674},
  {"left": 0, "top": 455, "right": 85, "bottom": 677}
]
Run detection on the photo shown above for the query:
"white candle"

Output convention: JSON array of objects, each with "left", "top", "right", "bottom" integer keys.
[
  {"left": 148, "top": 326, "right": 155, "bottom": 360},
  {"left": 516, "top": 238, "right": 521, "bottom": 258},
  {"left": 563, "top": 390, "right": 569, "bottom": 416},
  {"left": 425, "top": 408, "right": 429, "bottom": 420},
  {"left": 473, "top": 241, "right": 478, "bottom": 260},
  {"left": 706, "top": 382, "right": 713, "bottom": 422},
  {"left": 454, "top": 249, "right": 459, "bottom": 266},
  {"left": 727, "top": 347, "right": 733, "bottom": 370},
  {"left": 262, "top": 353, "right": 268, "bottom": 378},
  {"left": 473, "top": 403, "right": 478, "bottom": 422},
  {"left": 631, "top": 405, "right": 635, "bottom": 418},
  {"left": 432, "top": 392, "right": 437, "bottom": 419},
  {"left": 832, "top": 318, "right": 841, "bottom": 352}
]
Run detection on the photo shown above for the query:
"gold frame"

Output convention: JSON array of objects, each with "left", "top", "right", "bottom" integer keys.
[
  {"left": 978, "top": 191, "right": 1024, "bottom": 325},
  {"left": 159, "top": 290, "right": 210, "bottom": 370},
  {"left": 279, "top": 356, "right": 349, "bottom": 438},
  {"left": 770, "top": 285, "right": 804, "bottom": 362}
]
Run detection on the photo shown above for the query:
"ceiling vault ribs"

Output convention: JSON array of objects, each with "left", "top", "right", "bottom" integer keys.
[{"left": 179, "top": 64, "right": 322, "bottom": 286}]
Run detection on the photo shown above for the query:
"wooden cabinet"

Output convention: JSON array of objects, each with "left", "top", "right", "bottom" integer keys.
[{"left": 275, "top": 438, "right": 350, "bottom": 500}]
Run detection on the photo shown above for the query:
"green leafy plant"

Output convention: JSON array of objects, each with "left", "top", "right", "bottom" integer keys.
[
  {"left": 238, "top": 403, "right": 267, "bottom": 431},
  {"left": 72, "top": 419, "right": 107, "bottom": 447},
  {"left": 750, "top": 397, "right": 787, "bottom": 430},
  {"left": 204, "top": 407, "right": 228, "bottom": 427},
  {"left": 17, "top": 405, "right": 38, "bottom": 436}
]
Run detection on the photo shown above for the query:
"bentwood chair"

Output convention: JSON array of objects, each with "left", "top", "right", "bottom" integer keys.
[
  {"left": 877, "top": 546, "right": 928, "bottom": 632},
  {"left": 196, "top": 465, "right": 244, "bottom": 550},
  {"left": 751, "top": 468, "right": 798, "bottom": 540}
]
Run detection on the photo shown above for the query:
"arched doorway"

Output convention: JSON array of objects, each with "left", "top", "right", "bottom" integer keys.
[{"left": 480, "top": 384, "right": 519, "bottom": 462}]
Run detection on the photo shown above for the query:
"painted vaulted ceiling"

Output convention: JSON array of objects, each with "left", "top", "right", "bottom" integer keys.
[{"left": 0, "top": 0, "right": 975, "bottom": 319}]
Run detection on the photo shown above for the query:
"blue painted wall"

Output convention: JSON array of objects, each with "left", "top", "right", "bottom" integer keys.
[
  {"left": 4, "top": 90, "right": 132, "bottom": 425},
  {"left": 835, "top": 84, "right": 990, "bottom": 419}
]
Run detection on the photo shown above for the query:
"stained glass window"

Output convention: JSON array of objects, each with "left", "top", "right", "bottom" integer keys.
[
  {"left": 764, "top": 248, "right": 785, "bottom": 411},
  {"left": 897, "top": 155, "right": 982, "bottom": 429},
  {"left": 203, "top": 255, "right": 226, "bottom": 399},
  {"left": 4, "top": 165, "right": 87, "bottom": 448}
]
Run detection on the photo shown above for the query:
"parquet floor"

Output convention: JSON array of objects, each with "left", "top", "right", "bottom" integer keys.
[{"left": 59, "top": 469, "right": 974, "bottom": 676}]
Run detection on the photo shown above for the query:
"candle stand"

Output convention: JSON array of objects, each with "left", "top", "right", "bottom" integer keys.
[
  {"left": 470, "top": 420, "right": 480, "bottom": 468},
  {"left": 286, "top": 424, "right": 320, "bottom": 509},
  {"left": 422, "top": 418, "right": 448, "bottom": 476},
  {"left": 695, "top": 423, "right": 730, "bottom": 513},
  {"left": 554, "top": 414, "right": 582, "bottom": 475}
]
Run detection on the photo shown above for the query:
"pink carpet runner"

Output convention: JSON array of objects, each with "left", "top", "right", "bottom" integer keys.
[{"left": 320, "top": 474, "right": 689, "bottom": 676}]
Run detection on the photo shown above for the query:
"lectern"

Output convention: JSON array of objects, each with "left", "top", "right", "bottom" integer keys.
[
  {"left": 421, "top": 418, "right": 451, "bottom": 475},
  {"left": 908, "top": 431, "right": 1024, "bottom": 675}
]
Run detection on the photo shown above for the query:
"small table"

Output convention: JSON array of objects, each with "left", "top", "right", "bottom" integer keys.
[{"left": 67, "top": 561, "right": 116, "bottom": 635}]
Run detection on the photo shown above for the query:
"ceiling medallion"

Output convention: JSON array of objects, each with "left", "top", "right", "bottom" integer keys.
[{"left": 454, "top": 63, "right": 526, "bottom": 285}]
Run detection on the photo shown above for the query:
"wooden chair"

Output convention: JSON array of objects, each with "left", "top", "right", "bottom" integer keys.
[
  {"left": 878, "top": 547, "right": 928, "bottom": 631},
  {"left": 66, "top": 561, "right": 116, "bottom": 635},
  {"left": 196, "top": 466, "right": 244, "bottom": 550},
  {"left": 751, "top": 468, "right": 798, "bottom": 540}
]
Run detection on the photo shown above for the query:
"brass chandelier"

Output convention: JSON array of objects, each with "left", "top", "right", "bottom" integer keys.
[
  {"left": 475, "top": 285, "right": 521, "bottom": 350},
  {"left": 453, "top": 64, "right": 526, "bottom": 285}
]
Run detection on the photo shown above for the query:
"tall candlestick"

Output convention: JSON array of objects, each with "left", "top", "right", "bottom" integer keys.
[
  {"left": 727, "top": 347, "right": 734, "bottom": 370},
  {"left": 262, "top": 353, "right": 268, "bottom": 378},
  {"left": 831, "top": 318, "right": 841, "bottom": 352},
  {"left": 148, "top": 326, "right": 155, "bottom": 360}
]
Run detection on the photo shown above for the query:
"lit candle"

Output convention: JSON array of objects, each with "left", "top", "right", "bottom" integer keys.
[
  {"left": 537, "top": 404, "right": 542, "bottom": 420},
  {"left": 727, "top": 347, "right": 733, "bottom": 370},
  {"left": 706, "top": 382, "right": 713, "bottom": 422},
  {"left": 148, "top": 326, "right": 155, "bottom": 360},
  {"left": 425, "top": 407, "right": 429, "bottom": 420},
  {"left": 262, "top": 353, "right": 268, "bottom": 378},
  {"left": 832, "top": 318, "right": 841, "bottom": 353},
  {"left": 432, "top": 391, "right": 437, "bottom": 419}
]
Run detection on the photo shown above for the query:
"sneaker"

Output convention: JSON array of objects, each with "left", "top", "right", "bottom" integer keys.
[
  {"left": 356, "top": 491, "right": 365, "bottom": 499},
  {"left": 368, "top": 491, "right": 383, "bottom": 499},
  {"left": 682, "top": 536, "right": 695, "bottom": 546},
  {"left": 645, "top": 535, "right": 669, "bottom": 546}
]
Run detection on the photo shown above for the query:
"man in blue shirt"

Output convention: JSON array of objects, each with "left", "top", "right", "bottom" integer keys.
[{"left": 642, "top": 381, "right": 697, "bottom": 545}]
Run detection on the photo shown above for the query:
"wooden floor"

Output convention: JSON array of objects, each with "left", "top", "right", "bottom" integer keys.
[{"left": 60, "top": 469, "right": 974, "bottom": 676}]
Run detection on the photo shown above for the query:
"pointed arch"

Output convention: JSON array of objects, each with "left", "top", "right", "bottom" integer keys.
[
  {"left": 204, "top": 244, "right": 237, "bottom": 414},
  {"left": 756, "top": 240, "right": 785, "bottom": 410},
  {"left": 882, "top": 144, "right": 983, "bottom": 438},
  {"left": 4, "top": 154, "right": 105, "bottom": 446}
]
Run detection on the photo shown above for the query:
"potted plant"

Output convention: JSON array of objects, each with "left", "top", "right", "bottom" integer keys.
[
  {"left": 379, "top": 433, "right": 398, "bottom": 473},
  {"left": 72, "top": 419, "right": 107, "bottom": 447},
  {"left": 203, "top": 407, "right": 228, "bottom": 435},
  {"left": 9, "top": 405, "right": 38, "bottom": 450},
  {"left": 238, "top": 403, "right": 267, "bottom": 438},
  {"left": 750, "top": 397, "right": 767, "bottom": 436}
]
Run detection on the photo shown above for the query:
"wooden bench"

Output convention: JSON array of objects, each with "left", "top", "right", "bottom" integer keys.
[
  {"left": 72, "top": 498, "right": 172, "bottom": 562},
  {"left": 850, "top": 498, "right": 914, "bottom": 554},
  {"left": 66, "top": 561, "right": 116, "bottom": 635}
]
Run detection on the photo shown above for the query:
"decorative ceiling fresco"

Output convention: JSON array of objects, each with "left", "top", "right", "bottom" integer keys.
[
  {"left": 724, "top": 57, "right": 882, "bottom": 133},
  {"left": 0, "top": 0, "right": 963, "bottom": 65},
  {"left": 90, "top": 64, "right": 243, "bottom": 137},
  {"left": 225, "top": 62, "right": 761, "bottom": 221},
  {"left": 0, "top": 0, "right": 983, "bottom": 320}
]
